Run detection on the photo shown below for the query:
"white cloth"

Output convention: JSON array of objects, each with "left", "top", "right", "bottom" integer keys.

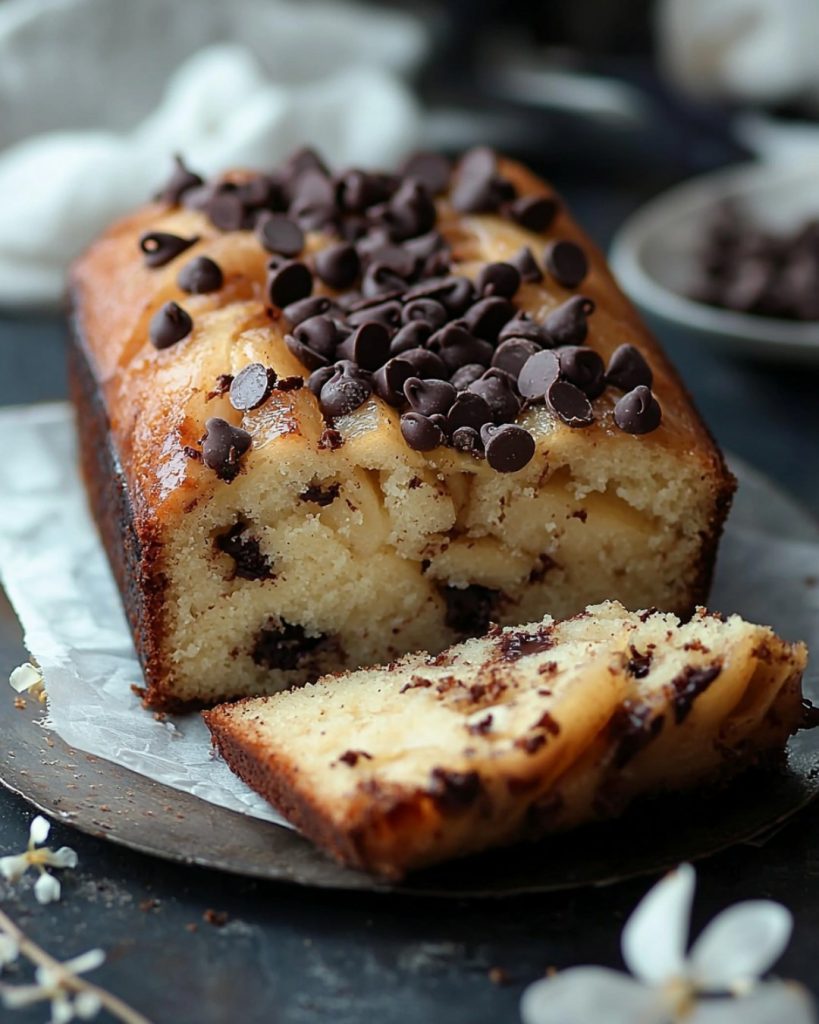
[{"left": 0, "top": 0, "right": 427, "bottom": 308}]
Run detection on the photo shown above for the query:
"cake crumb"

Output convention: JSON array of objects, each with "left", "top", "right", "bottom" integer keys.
[{"left": 203, "top": 909, "right": 229, "bottom": 927}]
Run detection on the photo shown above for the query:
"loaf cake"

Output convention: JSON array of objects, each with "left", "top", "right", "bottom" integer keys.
[
  {"left": 205, "top": 602, "right": 808, "bottom": 878},
  {"left": 69, "top": 148, "right": 734, "bottom": 709}
]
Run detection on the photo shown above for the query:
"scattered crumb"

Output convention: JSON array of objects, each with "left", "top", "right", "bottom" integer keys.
[
  {"left": 139, "top": 898, "right": 160, "bottom": 913},
  {"left": 488, "top": 966, "right": 511, "bottom": 986},
  {"left": 203, "top": 909, "right": 229, "bottom": 928},
  {"left": 185, "top": 923, "right": 198, "bottom": 934},
  {"left": 13, "top": 697, "right": 25, "bottom": 710}
]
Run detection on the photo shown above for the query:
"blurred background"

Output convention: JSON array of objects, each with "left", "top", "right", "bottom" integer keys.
[{"left": 1, "top": 0, "right": 818, "bottom": 507}]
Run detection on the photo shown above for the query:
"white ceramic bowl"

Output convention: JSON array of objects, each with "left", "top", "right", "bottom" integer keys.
[{"left": 609, "top": 161, "right": 819, "bottom": 363}]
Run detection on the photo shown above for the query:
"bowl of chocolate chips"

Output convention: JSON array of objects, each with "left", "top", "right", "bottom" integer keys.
[{"left": 609, "top": 160, "right": 819, "bottom": 363}]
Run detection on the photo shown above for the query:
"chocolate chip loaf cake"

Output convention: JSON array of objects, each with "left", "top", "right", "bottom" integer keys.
[
  {"left": 204, "top": 602, "right": 808, "bottom": 879},
  {"left": 69, "top": 148, "right": 734, "bottom": 709}
]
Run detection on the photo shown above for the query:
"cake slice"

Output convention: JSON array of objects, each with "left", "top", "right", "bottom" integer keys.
[
  {"left": 70, "top": 147, "right": 734, "bottom": 709},
  {"left": 204, "top": 602, "right": 808, "bottom": 879}
]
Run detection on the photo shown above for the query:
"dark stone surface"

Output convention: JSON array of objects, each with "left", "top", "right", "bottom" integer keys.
[{"left": 0, "top": 179, "right": 817, "bottom": 1023}]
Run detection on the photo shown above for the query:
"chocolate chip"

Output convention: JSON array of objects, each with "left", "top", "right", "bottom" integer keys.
[
  {"left": 613, "top": 385, "right": 662, "bottom": 435},
  {"left": 337, "top": 321, "right": 391, "bottom": 371},
  {"left": 517, "top": 350, "right": 560, "bottom": 400},
  {"left": 306, "top": 365, "right": 336, "bottom": 397},
  {"left": 300, "top": 482, "right": 341, "bottom": 507},
  {"left": 498, "top": 315, "right": 552, "bottom": 346},
  {"left": 139, "top": 232, "right": 199, "bottom": 268},
  {"left": 545, "top": 240, "right": 588, "bottom": 288},
  {"left": 605, "top": 344, "right": 653, "bottom": 392},
  {"left": 449, "top": 363, "right": 486, "bottom": 389},
  {"left": 446, "top": 391, "right": 493, "bottom": 433},
  {"left": 546, "top": 379, "right": 594, "bottom": 427},
  {"left": 251, "top": 618, "right": 328, "bottom": 671},
  {"left": 284, "top": 296, "right": 333, "bottom": 326},
  {"left": 229, "top": 363, "right": 276, "bottom": 411},
  {"left": 292, "top": 315, "right": 338, "bottom": 358},
  {"left": 346, "top": 299, "right": 402, "bottom": 331},
  {"left": 451, "top": 147, "right": 510, "bottom": 214},
  {"left": 285, "top": 335, "right": 327, "bottom": 372},
  {"left": 492, "top": 338, "right": 540, "bottom": 377},
  {"left": 406, "top": 275, "right": 475, "bottom": 316},
  {"left": 400, "top": 412, "right": 444, "bottom": 451},
  {"left": 451, "top": 425, "right": 482, "bottom": 454},
  {"left": 462, "top": 296, "right": 516, "bottom": 341},
  {"left": 216, "top": 522, "right": 273, "bottom": 581},
  {"left": 237, "top": 174, "right": 275, "bottom": 209},
  {"left": 545, "top": 296, "right": 595, "bottom": 346},
  {"left": 267, "top": 261, "right": 312, "bottom": 308},
  {"left": 428, "top": 767, "right": 482, "bottom": 812},
  {"left": 441, "top": 583, "right": 498, "bottom": 637},
  {"left": 508, "top": 195, "right": 558, "bottom": 233},
  {"left": 318, "top": 427, "right": 344, "bottom": 450},
  {"left": 288, "top": 169, "right": 337, "bottom": 230},
  {"left": 399, "top": 151, "right": 452, "bottom": 195},
  {"left": 402, "top": 298, "right": 448, "bottom": 330},
  {"left": 475, "top": 262, "right": 521, "bottom": 299},
  {"left": 403, "top": 377, "right": 457, "bottom": 417},
  {"left": 157, "top": 155, "right": 203, "bottom": 205},
  {"left": 361, "top": 261, "right": 408, "bottom": 299},
  {"left": 319, "top": 365, "right": 373, "bottom": 419},
  {"left": 256, "top": 214, "right": 304, "bottom": 257},
  {"left": 276, "top": 375, "right": 304, "bottom": 392},
  {"left": 314, "top": 243, "right": 360, "bottom": 290},
  {"left": 372, "top": 357, "right": 414, "bottom": 406},
  {"left": 177, "top": 256, "right": 224, "bottom": 294},
  {"left": 482, "top": 423, "right": 535, "bottom": 472},
  {"left": 149, "top": 301, "right": 193, "bottom": 349},
  {"left": 427, "top": 323, "right": 494, "bottom": 371},
  {"left": 207, "top": 187, "right": 246, "bottom": 231},
  {"left": 399, "top": 346, "right": 448, "bottom": 380},
  {"left": 385, "top": 179, "right": 437, "bottom": 241},
  {"left": 202, "top": 417, "right": 252, "bottom": 482},
  {"left": 390, "top": 321, "right": 432, "bottom": 354},
  {"left": 468, "top": 369, "right": 521, "bottom": 423},
  {"left": 557, "top": 346, "right": 605, "bottom": 398},
  {"left": 508, "top": 246, "right": 543, "bottom": 284},
  {"left": 337, "top": 170, "right": 392, "bottom": 213},
  {"left": 672, "top": 664, "right": 721, "bottom": 724}
]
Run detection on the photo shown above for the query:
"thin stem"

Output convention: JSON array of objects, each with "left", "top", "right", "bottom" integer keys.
[{"left": 0, "top": 907, "right": 153, "bottom": 1024}]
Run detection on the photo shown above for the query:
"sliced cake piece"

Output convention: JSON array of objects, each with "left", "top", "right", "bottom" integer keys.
[{"left": 204, "top": 601, "right": 808, "bottom": 879}]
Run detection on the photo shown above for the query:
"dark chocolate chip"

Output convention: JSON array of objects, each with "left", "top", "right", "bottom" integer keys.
[
  {"left": 215, "top": 522, "right": 273, "bottom": 581},
  {"left": 475, "top": 262, "right": 521, "bottom": 299},
  {"left": 545, "top": 240, "right": 588, "bottom": 288},
  {"left": 314, "top": 243, "right": 360, "bottom": 290},
  {"left": 306, "top": 365, "right": 336, "bottom": 397},
  {"left": 284, "top": 295, "right": 333, "bottom": 326},
  {"left": 403, "top": 377, "right": 457, "bottom": 417},
  {"left": 372, "top": 357, "right": 414, "bottom": 406},
  {"left": 546, "top": 379, "right": 594, "bottom": 427},
  {"left": 267, "top": 260, "right": 313, "bottom": 307},
  {"left": 207, "top": 188, "right": 246, "bottom": 231},
  {"left": 462, "top": 296, "right": 516, "bottom": 341},
  {"left": 613, "top": 385, "right": 662, "bottom": 435},
  {"left": 177, "top": 255, "right": 223, "bottom": 294},
  {"left": 507, "top": 195, "right": 558, "bottom": 233},
  {"left": 508, "top": 246, "right": 543, "bottom": 284},
  {"left": 336, "top": 321, "right": 391, "bottom": 371},
  {"left": 400, "top": 412, "right": 444, "bottom": 451},
  {"left": 400, "top": 151, "right": 452, "bottom": 195},
  {"left": 498, "top": 315, "right": 552, "bottom": 346},
  {"left": 139, "top": 232, "right": 199, "bottom": 269},
  {"left": 605, "top": 344, "right": 653, "bottom": 392},
  {"left": 482, "top": 423, "right": 536, "bottom": 473},
  {"left": 672, "top": 663, "right": 721, "bottom": 723},
  {"left": 346, "top": 299, "right": 402, "bottom": 331},
  {"left": 427, "top": 323, "right": 494, "bottom": 372},
  {"left": 428, "top": 767, "right": 482, "bottom": 812},
  {"left": 300, "top": 482, "right": 341, "bottom": 507},
  {"left": 256, "top": 214, "right": 304, "bottom": 257},
  {"left": 361, "top": 261, "right": 408, "bottom": 299},
  {"left": 468, "top": 368, "right": 522, "bottom": 423},
  {"left": 385, "top": 179, "right": 437, "bottom": 242},
  {"left": 229, "top": 363, "right": 276, "bottom": 411},
  {"left": 319, "top": 366, "right": 373, "bottom": 419},
  {"left": 557, "top": 346, "right": 605, "bottom": 398},
  {"left": 446, "top": 391, "right": 493, "bottom": 433},
  {"left": 251, "top": 618, "right": 328, "bottom": 671},
  {"left": 451, "top": 147, "right": 509, "bottom": 214},
  {"left": 157, "top": 155, "right": 203, "bottom": 205},
  {"left": 292, "top": 315, "right": 338, "bottom": 358},
  {"left": 202, "top": 417, "right": 252, "bottom": 482},
  {"left": 517, "top": 350, "right": 560, "bottom": 400},
  {"left": 288, "top": 169, "right": 337, "bottom": 230},
  {"left": 405, "top": 275, "right": 475, "bottom": 316},
  {"left": 449, "top": 363, "right": 486, "bottom": 389},
  {"left": 337, "top": 169, "right": 393, "bottom": 213},
  {"left": 390, "top": 321, "right": 433, "bottom": 354},
  {"left": 149, "top": 301, "right": 193, "bottom": 349},
  {"left": 285, "top": 334, "right": 329, "bottom": 371},
  {"left": 441, "top": 583, "right": 498, "bottom": 637},
  {"left": 276, "top": 375, "right": 304, "bottom": 392},
  {"left": 451, "top": 425, "right": 482, "bottom": 454},
  {"left": 399, "top": 346, "right": 448, "bottom": 380},
  {"left": 492, "top": 338, "right": 541, "bottom": 377},
  {"left": 545, "top": 296, "right": 595, "bottom": 347},
  {"left": 401, "top": 298, "right": 448, "bottom": 330}
]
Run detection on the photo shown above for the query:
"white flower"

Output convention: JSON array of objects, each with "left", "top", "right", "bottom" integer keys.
[
  {"left": 0, "top": 816, "right": 77, "bottom": 904},
  {"left": 9, "top": 663, "right": 45, "bottom": 700},
  {"left": 521, "top": 864, "right": 817, "bottom": 1024},
  {"left": 0, "top": 935, "right": 19, "bottom": 969},
  {"left": 1, "top": 948, "right": 105, "bottom": 1022}
]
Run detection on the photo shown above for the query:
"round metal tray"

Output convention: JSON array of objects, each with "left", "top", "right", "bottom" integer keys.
[{"left": 1, "top": 457, "right": 817, "bottom": 898}]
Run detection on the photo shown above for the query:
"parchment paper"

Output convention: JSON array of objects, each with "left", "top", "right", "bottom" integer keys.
[{"left": 0, "top": 402, "right": 817, "bottom": 829}]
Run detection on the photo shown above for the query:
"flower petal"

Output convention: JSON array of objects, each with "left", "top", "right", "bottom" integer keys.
[
  {"left": 9, "top": 664, "right": 42, "bottom": 693},
  {"left": 689, "top": 901, "right": 792, "bottom": 990},
  {"left": 687, "top": 981, "right": 817, "bottom": 1024},
  {"left": 29, "top": 816, "right": 51, "bottom": 846},
  {"left": 34, "top": 871, "right": 61, "bottom": 905},
  {"left": 0, "top": 854, "right": 30, "bottom": 883},
  {"left": 62, "top": 949, "right": 105, "bottom": 976},
  {"left": 51, "top": 994, "right": 76, "bottom": 1024},
  {"left": 621, "top": 864, "right": 695, "bottom": 985},
  {"left": 45, "top": 847, "right": 78, "bottom": 870},
  {"left": 0, "top": 935, "right": 19, "bottom": 967},
  {"left": 520, "top": 966, "right": 662, "bottom": 1024},
  {"left": 74, "top": 989, "right": 102, "bottom": 1019},
  {"left": 1, "top": 982, "right": 51, "bottom": 1009}
]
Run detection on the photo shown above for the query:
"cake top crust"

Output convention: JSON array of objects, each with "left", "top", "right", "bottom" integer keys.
[{"left": 70, "top": 148, "right": 726, "bottom": 514}]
